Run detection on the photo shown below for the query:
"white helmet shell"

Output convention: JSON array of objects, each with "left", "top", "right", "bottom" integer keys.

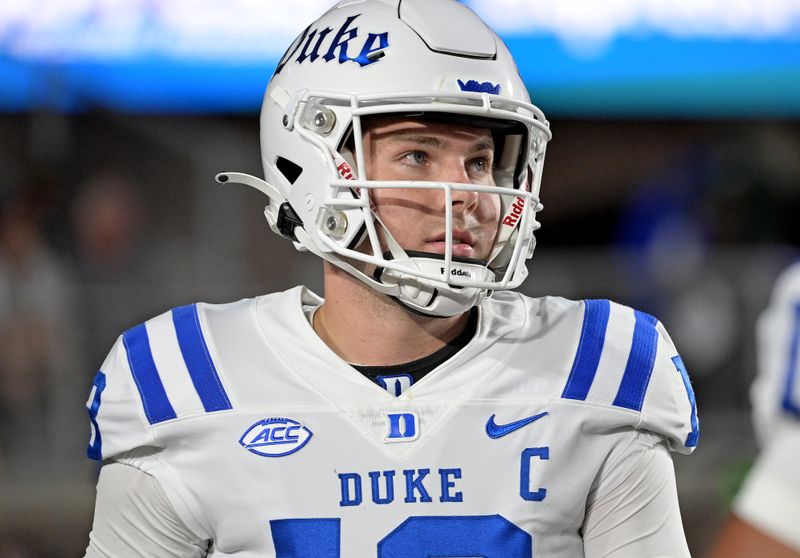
[{"left": 218, "top": 0, "right": 551, "bottom": 317}]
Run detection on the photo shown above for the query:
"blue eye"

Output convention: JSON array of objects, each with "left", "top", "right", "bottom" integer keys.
[
  {"left": 470, "top": 157, "right": 491, "bottom": 173},
  {"left": 405, "top": 151, "right": 427, "bottom": 165}
]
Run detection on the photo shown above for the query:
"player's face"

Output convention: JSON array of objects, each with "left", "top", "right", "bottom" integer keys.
[{"left": 362, "top": 118, "right": 501, "bottom": 260}]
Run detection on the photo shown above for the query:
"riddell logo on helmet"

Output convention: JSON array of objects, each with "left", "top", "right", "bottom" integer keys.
[
  {"left": 337, "top": 161, "right": 354, "bottom": 180},
  {"left": 441, "top": 267, "right": 472, "bottom": 278},
  {"left": 503, "top": 197, "right": 525, "bottom": 227},
  {"left": 275, "top": 14, "right": 389, "bottom": 75}
]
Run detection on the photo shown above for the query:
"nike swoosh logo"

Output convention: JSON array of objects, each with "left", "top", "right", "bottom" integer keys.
[{"left": 485, "top": 412, "right": 548, "bottom": 439}]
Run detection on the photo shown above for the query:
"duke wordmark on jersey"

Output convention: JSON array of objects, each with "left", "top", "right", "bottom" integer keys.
[{"left": 337, "top": 450, "right": 549, "bottom": 508}]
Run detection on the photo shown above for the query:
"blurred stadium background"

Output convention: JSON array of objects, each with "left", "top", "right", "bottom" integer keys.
[{"left": 0, "top": 1, "right": 799, "bottom": 555}]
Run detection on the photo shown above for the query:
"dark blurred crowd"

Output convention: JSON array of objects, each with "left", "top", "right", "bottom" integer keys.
[
  {"left": 0, "top": 154, "right": 159, "bottom": 555},
  {"left": 0, "top": 166, "right": 159, "bottom": 460}
]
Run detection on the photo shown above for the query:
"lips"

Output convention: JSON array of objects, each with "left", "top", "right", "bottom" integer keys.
[{"left": 427, "top": 229, "right": 477, "bottom": 258}]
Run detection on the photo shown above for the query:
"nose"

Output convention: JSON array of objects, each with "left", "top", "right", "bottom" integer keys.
[
  {"left": 439, "top": 159, "right": 479, "bottom": 214},
  {"left": 450, "top": 187, "right": 479, "bottom": 216}
]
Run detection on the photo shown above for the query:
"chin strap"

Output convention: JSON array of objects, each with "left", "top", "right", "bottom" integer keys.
[
  {"left": 371, "top": 208, "right": 494, "bottom": 316},
  {"left": 375, "top": 252, "right": 493, "bottom": 316}
]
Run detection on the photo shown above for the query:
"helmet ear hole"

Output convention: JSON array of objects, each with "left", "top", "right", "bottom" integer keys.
[{"left": 276, "top": 157, "right": 303, "bottom": 185}]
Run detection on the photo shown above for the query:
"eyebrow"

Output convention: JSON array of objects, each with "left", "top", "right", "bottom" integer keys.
[{"left": 384, "top": 132, "right": 495, "bottom": 152}]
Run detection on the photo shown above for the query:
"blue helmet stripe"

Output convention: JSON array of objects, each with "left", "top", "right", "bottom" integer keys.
[
  {"left": 123, "top": 323, "right": 177, "bottom": 424},
  {"left": 172, "top": 304, "right": 232, "bottom": 413},
  {"left": 562, "top": 299, "right": 611, "bottom": 401},
  {"left": 613, "top": 310, "right": 659, "bottom": 411}
]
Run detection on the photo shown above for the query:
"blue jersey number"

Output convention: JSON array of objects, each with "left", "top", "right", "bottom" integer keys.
[{"left": 271, "top": 514, "right": 532, "bottom": 557}]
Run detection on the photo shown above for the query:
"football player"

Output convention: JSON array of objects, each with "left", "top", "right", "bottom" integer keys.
[
  {"left": 84, "top": 0, "right": 699, "bottom": 556},
  {"left": 708, "top": 262, "right": 800, "bottom": 558}
]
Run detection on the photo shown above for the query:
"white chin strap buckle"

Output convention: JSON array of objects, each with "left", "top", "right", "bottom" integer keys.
[{"left": 375, "top": 252, "right": 494, "bottom": 317}]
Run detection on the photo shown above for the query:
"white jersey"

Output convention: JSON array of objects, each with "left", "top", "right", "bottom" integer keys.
[
  {"left": 85, "top": 287, "right": 698, "bottom": 557},
  {"left": 733, "top": 262, "right": 800, "bottom": 551},
  {"left": 750, "top": 261, "right": 800, "bottom": 444}
]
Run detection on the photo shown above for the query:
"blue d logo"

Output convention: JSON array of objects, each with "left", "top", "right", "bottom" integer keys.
[{"left": 385, "top": 412, "right": 418, "bottom": 443}]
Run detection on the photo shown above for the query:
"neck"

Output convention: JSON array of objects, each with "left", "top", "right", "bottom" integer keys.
[{"left": 314, "top": 262, "right": 469, "bottom": 366}]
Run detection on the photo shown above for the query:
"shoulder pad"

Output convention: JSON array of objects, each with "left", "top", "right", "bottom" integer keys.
[
  {"left": 560, "top": 299, "right": 699, "bottom": 454},
  {"left": 86, "top": 303, "right": 234, "bottom": 461}
]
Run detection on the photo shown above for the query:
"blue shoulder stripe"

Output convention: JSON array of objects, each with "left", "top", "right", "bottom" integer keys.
[
  {"left": 613, "top": 310, "right": 659, "bottom": 411},
  {"left": 122, "top": 323, "right": 177, "bottom": 424},
  {"left": 562, "top": 299, "right": 611, "bottom": 401},
  {"left": 781, "top": 303, "right": 800, "bottom": 417},
  {"left": 172, "top": 304, "right": 232, "bottom": 413},
  {"left": 86, "top": 370, "right": 106, "bottom": 460},
  {"left": 672, "top": 355, "right": 700, "bottom": 447}
]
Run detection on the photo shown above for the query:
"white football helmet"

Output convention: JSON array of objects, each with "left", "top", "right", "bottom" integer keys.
[{"left": 218, "top": 0, "right": 551, "bottom": 317}]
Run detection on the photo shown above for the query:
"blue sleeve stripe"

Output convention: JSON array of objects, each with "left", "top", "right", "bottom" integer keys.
[
  {"left": 672, "top": 355, "right": 700, "bottom": 447},
  {"left": 613, "top": 310, "right": 659, "bottom": 411},
  {"left": 86, "top": 370, "right": 106, "bottom": 461},
  {"left": 782, "top": 303, "right": 800, "bottom": 417},
  {"left": 562, "top": 299, "right": 611, "bottom": 401},
  {"left": 122, "top": 323, "right": 177, "bottom": 424},
  {"left": 172, "top": 304, "right": 232, "bottom": 413}
]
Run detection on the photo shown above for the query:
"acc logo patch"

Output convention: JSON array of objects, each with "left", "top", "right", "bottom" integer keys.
[{"left": 239, "top": 417, "right": 313, "bottom": 457}]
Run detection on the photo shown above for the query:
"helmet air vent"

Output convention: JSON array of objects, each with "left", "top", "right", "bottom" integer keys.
[{"left": 399, "top": 0, "right": 496, "bottom": 59}]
